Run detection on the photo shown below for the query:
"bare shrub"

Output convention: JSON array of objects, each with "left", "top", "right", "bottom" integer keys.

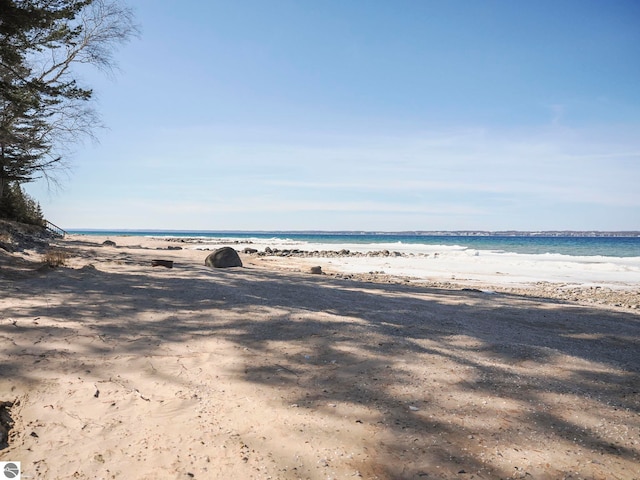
[{"left": 42, "top": 249, "right": 69, "bottom": 267}]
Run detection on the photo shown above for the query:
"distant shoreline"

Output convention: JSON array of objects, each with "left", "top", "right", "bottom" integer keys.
[{"left": 64, "top": 230, "right": 640, "bottom": 258}]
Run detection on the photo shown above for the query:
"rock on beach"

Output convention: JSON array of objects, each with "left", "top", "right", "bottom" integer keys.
[{"left": 204, "top": 247, "right": 243, "bottom": 268}]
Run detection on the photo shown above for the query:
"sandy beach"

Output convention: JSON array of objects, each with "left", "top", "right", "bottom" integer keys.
[{"left": 1, "top": 232, "right": 639, "bottom": 479}]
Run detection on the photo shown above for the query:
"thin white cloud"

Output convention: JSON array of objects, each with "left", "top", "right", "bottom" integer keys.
[
  {"left": 154, "top": 124, "right": 639, "bottom": 209},
  {"left": 29, "top": 120, "right": 640, "bottom": 229}
]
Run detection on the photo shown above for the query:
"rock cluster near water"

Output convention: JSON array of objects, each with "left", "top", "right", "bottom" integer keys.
[{"left": 243, "top": 247, "right": 413, "bottom": 258}]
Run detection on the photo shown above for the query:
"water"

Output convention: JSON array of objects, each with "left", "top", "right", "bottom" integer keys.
[{"left": 67, "top": 230, "right": 640, "bottom": 258}]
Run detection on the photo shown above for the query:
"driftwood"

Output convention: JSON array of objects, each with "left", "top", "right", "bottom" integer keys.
[{"left": 151, "top": 259, "right": 174, "bottom": 268}]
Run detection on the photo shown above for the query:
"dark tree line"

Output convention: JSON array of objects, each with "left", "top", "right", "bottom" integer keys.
[
  {"left": 0, "top": 181, "right": 44, "bottom": 225},
  {"left": 0, "top": 0, "right": 138, "bottom": 223}
]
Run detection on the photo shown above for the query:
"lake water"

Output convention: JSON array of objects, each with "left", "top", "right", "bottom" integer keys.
[{"left": 68, "top": 231, "right": 640, "bottom": 258}]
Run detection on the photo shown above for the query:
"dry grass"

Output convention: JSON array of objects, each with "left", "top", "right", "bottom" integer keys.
[{"left": 42, "top": 249, "right": 69, "bottom": 267}]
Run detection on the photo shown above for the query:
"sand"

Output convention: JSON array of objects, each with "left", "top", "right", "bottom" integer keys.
[{"left": 1, "top": 233, "right": 639, "bottom": 479}]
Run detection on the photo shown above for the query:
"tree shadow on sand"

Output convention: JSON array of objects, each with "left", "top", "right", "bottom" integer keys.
[{"left": 1, "top": 251, "right": 639, "bottom": 478}]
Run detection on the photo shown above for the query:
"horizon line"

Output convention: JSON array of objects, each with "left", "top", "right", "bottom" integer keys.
[{"left": 66, "top": 228, "right": 640, "bottom": 236}]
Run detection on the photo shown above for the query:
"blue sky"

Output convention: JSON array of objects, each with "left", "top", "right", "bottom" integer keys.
[{"left": 26, "top": 0, "right": 640, "bottom": 231}]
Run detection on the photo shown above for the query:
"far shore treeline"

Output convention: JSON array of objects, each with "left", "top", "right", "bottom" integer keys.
[{"left": 70, "top": 229, "right": 640, "bottom": 238}]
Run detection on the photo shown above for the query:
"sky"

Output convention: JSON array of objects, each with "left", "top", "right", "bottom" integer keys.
[{"left": 25, "top": 0, "right": 640, "bottom": 231}]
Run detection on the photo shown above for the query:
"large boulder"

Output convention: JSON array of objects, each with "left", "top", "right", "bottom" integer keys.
[{"left": 205, "top": 247, "right": 243, "bottom": 268}]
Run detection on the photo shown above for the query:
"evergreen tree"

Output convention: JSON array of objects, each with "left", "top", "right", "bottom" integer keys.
[
  {"left": 0, "top": 181, "right": 44, "bottom": 225},
  {"left": 0, "top": 0, "right": 138, "bottom": 200}
]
